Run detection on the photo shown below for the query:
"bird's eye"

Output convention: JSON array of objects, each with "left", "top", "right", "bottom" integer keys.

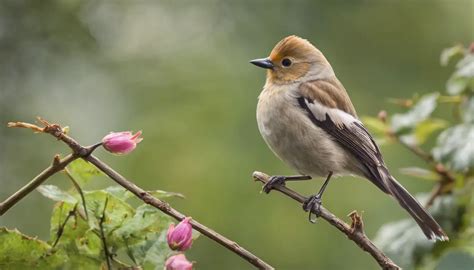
[{"left": 281, "top": 58, "right": 292, "bottom": 67}]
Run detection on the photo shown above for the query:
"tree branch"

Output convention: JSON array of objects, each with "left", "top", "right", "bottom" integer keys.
[
  {"left": 4, "top": 118, "right": 273, "bottom": 270},
  {"left": 252, "top": 171, "right": 400, "bottom": 270},
  {"left": 99, "top": 196, "right": 113, "bottom": 270},
  {"left": 0, "top": 154, "right": 78, "bottom": 215}
]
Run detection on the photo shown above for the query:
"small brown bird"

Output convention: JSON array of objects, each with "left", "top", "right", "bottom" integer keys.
[{"left": 250, "top": 35, "right": 448, "bottom": 241}]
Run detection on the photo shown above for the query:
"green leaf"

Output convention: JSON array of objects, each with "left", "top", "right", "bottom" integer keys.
[
  {"left": 432, "top": 123, "right": 474, "bottom": 172},
  {"left": 61, "top": 254, "right": 102, "bottom": 269},
  {"left": 375, "top": 219, "right": 433, "bottom": 269},
  {"left": 0, "top": 227, "right": 68, "bottom": 269},
  {"left": 75, "top": 230, "right": 102, "bottom": 258},
  {"left": 113, "top": 204, "right": 175, "bottom": 267},
  {"left": 139, "top": 230, "right": 175, "bottom": 269},
  {"left": 67, "top": 159, "right": 101, "bottom": 185},
  {"left": 414, "top": 119, "right": 448, "bottom": 144},
  {"left": 440, "top": 45, "right": 465, "bottom": 66},
  {"left": 104, "top": 186, "right": 135, "bottom": 201},
  {"left": 435, "top": 250, "right": 474, "bottom": 270},
  {"left": 118, "top": 222, "right": 176, "bottom": 268},
  {"left": 399, "top": 167, "right": 440, "bottom": 181},
  {"left": 375, "top": 194, "right": 462, "bottom": 269},
  {"left": 49, "top": 191, "right": 135, "bottom": 252},
  {"left": 49, "top": 202, "right": 89, "bottom": 249},
  {"left": 391, "top": 93, "right": 439, "bottom": 133},
  {"left": 37, "top": 185, "right": 77, "bottom": 204},
  {"left": 113, "top": 204, "right": 171, "bottom": 242},
  {"left": 398, "top": 118, "right": 447, "bottom": 146},
  {"left": 83, "top": 191, "right": 135, "bottom": 232}
]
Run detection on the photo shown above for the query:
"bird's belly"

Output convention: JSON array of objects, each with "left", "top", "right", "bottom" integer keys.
[{"left": 257, "top": 98, "right": 348, "bottom": 177}]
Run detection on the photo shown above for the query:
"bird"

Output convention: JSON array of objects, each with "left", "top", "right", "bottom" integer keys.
[{"left": 250, "top": 35, "right": 448, "bottom": 241}]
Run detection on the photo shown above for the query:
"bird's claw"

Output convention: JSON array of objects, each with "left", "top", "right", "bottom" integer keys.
[
  {"left": 262, "top": 176, "right": 286, "bottom": 194},
  {"left": 303, "top": 194, "right": 322, "bottom": 223}
]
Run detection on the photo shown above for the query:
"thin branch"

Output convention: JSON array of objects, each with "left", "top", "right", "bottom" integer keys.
[
  {"left": 5, "top": 119, "right": 273, "bottom": 270},
  {"left": 52, "top": 204, "right": 77, "bottom": 247},
  {"left": 252, "top": 171, "right": 400, "bottom": 270},
  {"left": 98, "top": 196, "right": 113, "bottom": 270},
  {"left": 87, "top": 154, "right": 272, "bottom": 269},
  {"left": 64, "top": 168, "right": 89, "bottom": 220},
  {"left": 0, "top": 154, "right": 78, "bottom": 215}
]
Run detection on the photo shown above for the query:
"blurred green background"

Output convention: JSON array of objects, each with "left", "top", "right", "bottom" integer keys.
[{"left": 0, "top": 0, "right": 472, "bottom": 269}]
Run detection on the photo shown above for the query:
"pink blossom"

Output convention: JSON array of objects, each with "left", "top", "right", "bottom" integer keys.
[
  {"left": 165, "top": 254, "right": 193, "bottom": 270},
  {"left": 167, "top": 217, "right": 193, "bottom": 251},
  {"left": 101, "top": 131, "right": 143, "bottom": 155}
]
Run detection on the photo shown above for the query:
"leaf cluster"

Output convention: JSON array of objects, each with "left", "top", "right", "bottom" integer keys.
[
  {"left": 363, "top": 44, "right": 474, "bottom": 270},
  {"left": 0, "top": 160, "right": 192, "bottom": 270}
]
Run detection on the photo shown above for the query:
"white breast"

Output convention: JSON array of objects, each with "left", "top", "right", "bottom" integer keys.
[{"left": 256, "top": 83, "right": 350, "bottom": 177}]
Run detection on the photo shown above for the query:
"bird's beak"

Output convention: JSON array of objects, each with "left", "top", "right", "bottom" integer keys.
[{"left": 250, "top": 58, "right": 274, "bottom": 69}]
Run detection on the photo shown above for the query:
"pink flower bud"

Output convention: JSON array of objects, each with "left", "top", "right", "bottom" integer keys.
[
  {"left": 167, "top": 217, "right": 193, "bottom": 251},
  {"left": 101, "top": 131, "right": 143, "bottom": 155},
  {"left": 165, "top": 254, "right": 193, "bottom": 270}
]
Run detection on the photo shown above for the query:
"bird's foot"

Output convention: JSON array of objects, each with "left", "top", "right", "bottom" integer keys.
[
  {"left": 302, "top": 194, "right": 322, "bottom": 223},
  {"left": 262, "top": 176, "right": 286, "bottom": 194}
]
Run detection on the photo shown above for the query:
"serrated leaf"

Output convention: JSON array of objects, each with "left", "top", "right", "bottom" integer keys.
[
  {"left": 67, "top": 159, "right": 101, "bottom": 185},
  {"left": 37, "top": 185, "right": 77, "bottom": 204},
  {"left": 140, "top": 230, "right": 175, "bottom": 269},
  {"left": 113, "top": 205, "right": 174, "bottom": 267},
  {"left": 0, "top": 227, "right": 68, "bottom": 269},
  {"left": 440, "top": 45, "right": 465, "bottom": 66},
  {"left": 399, "top": 167, "right": 440, "bottom": 181},
  {"left": 391, "top": 93, "right": 439, "bottom": 133},
  {"left": 432, "top": 123, "right": 474, "bottom": 172},
  {"left": 113, "top": 204, "right": 171, "bottom": 241}
]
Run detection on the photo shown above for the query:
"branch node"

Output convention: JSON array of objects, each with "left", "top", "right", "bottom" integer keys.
[
  {"left": 7, "top": 121, "right": 44, "bottom": 133},
  {"left": 252, "top": 171, "right": 266, "bottom": 182},
  {"left": 348, "top": 210, "right": 364, "bottom": 234},
  {"left": 52, "top": 154, "right": 61, "bottom": 167},
  {"left": 253, "top": 170, "right": 399, "bottom": 269},
  {"left": 4, "top": 118, "right": 275, "bottom": 269},
  {"left": 36, "top": 116, "right": 51, "bottom": 126}
]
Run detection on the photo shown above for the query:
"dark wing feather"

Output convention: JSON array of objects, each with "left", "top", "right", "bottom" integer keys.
[
  {"left": 297, "top": 96, "right": 448, "bottom": 240},
  {"left": 296, "top": 96, "right": 388, "bottom": 192}
]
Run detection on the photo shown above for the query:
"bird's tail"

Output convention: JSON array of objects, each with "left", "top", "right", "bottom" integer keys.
[{"left": 378, "top": 167, "right": 449, "bottom": 241}]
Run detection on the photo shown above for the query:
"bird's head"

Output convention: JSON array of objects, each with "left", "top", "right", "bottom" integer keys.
[{"left": 250, "top": 35, "right": 333, "bottom": 85}]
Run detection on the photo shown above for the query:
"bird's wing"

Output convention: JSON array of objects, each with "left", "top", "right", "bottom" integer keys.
[
  {"left": 298, "top": 80, "right": 448, "bottom": 241},
  {"left": 300, "top": 79, "right": 358, "bottom": 117},
  {"left": 297, "top": 80, "right": 388, "bottom": 192}
]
